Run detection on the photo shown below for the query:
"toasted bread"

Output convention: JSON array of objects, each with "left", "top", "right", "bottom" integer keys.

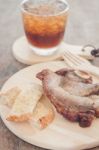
[
  {"left": 7, "top": 84, "right": 42, "bottom": 122},
  {"left": 30, "top": 95, "right": 55, "bottom": 129},
  {"left": 2, "top": 84, "right": 54, "bottom": 128},
  {"left": 0, "top": 87, "right": 21, "bottom": 107}
]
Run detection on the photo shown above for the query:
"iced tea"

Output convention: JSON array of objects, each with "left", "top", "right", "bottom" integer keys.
[{"left": 21, "top": 0, "right": 69, "bottom": 55}]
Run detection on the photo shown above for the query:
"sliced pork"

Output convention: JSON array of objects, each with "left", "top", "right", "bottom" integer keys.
[{"left": 36, "top": 69, "right": 99, "bottom": 127}]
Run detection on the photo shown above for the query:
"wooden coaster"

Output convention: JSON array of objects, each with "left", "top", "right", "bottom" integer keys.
[{"left": 12, "top": 36, "right": 94, "bottom": 65}]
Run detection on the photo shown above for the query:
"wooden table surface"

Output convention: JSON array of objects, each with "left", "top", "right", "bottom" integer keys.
[{"left": 0, "top": 0, "right": 99, "bottom": 149}]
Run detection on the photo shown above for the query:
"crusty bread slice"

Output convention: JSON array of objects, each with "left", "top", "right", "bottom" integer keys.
[
  {"left": 1, "top": 84, "right": 54, "bottom": 128},
  {"left": 30, "top": 95, "right": 55, "bottom": 129},
  {"left": 6, "top": 84, "right": 42, "bottom": 122},
  {"left": 0, "top": 87, "right": 21, "bottom": 107}
]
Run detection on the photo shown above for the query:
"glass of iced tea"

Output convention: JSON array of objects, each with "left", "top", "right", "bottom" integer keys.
[{"left": 21, "top": 0, "right": 69, "bottom": 56}]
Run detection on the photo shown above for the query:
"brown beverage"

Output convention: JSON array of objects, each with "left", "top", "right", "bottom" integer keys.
[{"left": 21, "top": 0, "right": 69, "bottom": 55}]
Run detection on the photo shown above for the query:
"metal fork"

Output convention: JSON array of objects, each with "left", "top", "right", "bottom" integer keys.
[{"left": 63, "top": 51, "right": 99, "bottom": 77}]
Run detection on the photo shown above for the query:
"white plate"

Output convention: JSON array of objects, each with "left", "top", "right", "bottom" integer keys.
[{"left": 0, "top": 61, "right": 99, "bottom": 150}]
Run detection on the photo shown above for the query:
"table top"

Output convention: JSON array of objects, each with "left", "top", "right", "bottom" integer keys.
[{"left": 0, "top": 0, "right": 99, "bottom": 149}]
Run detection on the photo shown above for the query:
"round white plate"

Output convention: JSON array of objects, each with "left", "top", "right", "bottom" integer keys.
[{"left": 0, "top": 61, "right": 99, "bottom": 150}]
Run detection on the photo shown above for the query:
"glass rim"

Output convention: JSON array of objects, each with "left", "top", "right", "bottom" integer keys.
[{"left": 20, "top": 0, "right": 69, "bottom": 17}]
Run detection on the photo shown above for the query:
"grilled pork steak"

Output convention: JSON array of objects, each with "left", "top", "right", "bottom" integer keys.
[{"left": 36, "top": 68, "right": 99, "bottom": 127}]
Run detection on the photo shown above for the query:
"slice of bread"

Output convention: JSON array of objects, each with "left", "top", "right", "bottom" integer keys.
[
  {"left": 0, "top": 87, "right": 21, "bottom": 107},
  {"left": 6, "top": 84, "right": 43, "bottom": 122},
  {"left": 1, "top": 84, "right": 54, "bottom": 128},
  {"left": 30, "top": 95, "right": 55, "bottom": 129}
]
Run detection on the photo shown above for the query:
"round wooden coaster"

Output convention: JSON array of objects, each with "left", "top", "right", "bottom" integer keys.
[{"left": 12, "top": 36, "right": 93, "bottom": 65}]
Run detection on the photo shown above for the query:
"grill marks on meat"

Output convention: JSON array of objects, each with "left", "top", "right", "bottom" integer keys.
[{"left": 36, "top": 69, "right": 99, "bottom": 127}]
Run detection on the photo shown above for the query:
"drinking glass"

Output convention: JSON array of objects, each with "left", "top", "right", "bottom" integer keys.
[{"left": 21, "top": 0, "right": 69, "bottom": 56}]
